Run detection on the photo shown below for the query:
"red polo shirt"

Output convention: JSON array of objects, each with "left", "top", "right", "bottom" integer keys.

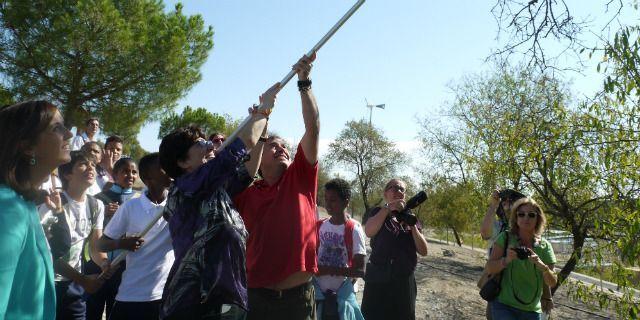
[{"left": 234, "top": 144, "right": 319, "bottom": 288}]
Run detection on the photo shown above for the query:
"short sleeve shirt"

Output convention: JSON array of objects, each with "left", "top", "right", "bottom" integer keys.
[
  {"left": 104, "top": 193, "right": 174, "bottom": 302},
  {"left": 55, "top": 193, "right": 104, "bottom": 281},
  {"left": 366, "top": 207, "right": 421, "bottom": 276},
  {"left": 316, "top": 219, "right": 366, "bottom": 292},
  {"left": 234, "top": 144, "right": 319, "bottom": 288},
  {"left": 495, "top": 231, "right": 556, "bottom": 313}
]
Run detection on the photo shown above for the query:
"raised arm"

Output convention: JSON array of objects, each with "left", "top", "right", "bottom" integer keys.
[
  {"left": 235, "top": 83, "right": 279, "bottom": 154},
  {"left": 295, "top": 53, "right": 320, "bottom": 165},
  {"left": 480, "top": 190, "right": 500, "bottom": 240}
]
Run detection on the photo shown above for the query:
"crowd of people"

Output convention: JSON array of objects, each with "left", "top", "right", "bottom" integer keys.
[{"left": 0, "top": 53, "right": 557, "bottom": 320}]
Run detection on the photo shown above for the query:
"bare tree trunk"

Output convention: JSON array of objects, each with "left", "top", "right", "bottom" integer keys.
[
  {"left": 451, "top": 225, "right": 464, "bottom": 247},
  {"left": 552, "top": 231, "right": 585, "bottom": 295}
]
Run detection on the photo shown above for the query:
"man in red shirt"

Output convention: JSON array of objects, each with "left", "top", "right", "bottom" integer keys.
[{"left": 234, "top": 53, "right": 319, "bottom": 320}]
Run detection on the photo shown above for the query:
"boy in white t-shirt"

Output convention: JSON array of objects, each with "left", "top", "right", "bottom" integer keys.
[
  {"left": 96, "top": 152, "right": 174, "bottom": 320},
  {"left": 315, "top": 178, "right": 366, "bottom": 320},
  {"left": 39, "top": 151, "right": 118, "bottom": 319}
]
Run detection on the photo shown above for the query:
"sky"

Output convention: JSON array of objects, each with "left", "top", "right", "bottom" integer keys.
[{"left": 136, "top": 0, "right": 616, "bottom": 178}]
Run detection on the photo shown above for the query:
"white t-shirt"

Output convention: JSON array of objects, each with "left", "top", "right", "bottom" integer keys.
[
  {"left": 39, "top": 174, "right": 62, "bottom": 192},
  {"left": 71, "top": 132, "right": 95, "bottom": 151},
  {"left": 316, "top": 218, "right": 366, "bottom": 293},
  {"left": 104, "top": 192, "right": 174, "bottom": 302},
  {"left": 43, "top": 193, "right": 104, "bottom": 281}
]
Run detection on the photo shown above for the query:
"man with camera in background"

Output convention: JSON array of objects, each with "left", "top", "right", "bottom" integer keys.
[{"left": 481, "top": 189, "right": 525, "bottom": 256}]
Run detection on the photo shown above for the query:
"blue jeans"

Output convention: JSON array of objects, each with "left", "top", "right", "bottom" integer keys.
[
  {"left": 55, "top": 281, "right": 87, "bottom": 320},
  {"left": 491, "top": 301, "right": 541, "bottom": 320}
]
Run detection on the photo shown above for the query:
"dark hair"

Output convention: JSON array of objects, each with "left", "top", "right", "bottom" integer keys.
[
  {"left": 113, "top": 157, "right": 136, "bottom": 176},
  {"left": 58, "top": 151, "right": 95, "bottom": 190},
  {"left": 159, "top": 126, "right": 205, "bottom": 179},
  {"left": 0, "top": 101, "right": 59, "bottom": 200},
  {"left": 138, "top": 152, "right": 160, "bottom": 182},
  {"left": 325, "top": 178, "right": 352, "bottom": 202},
  {"left": 208, "top": 132, "right": 225, "bottom": 141},
  {"left": 81, "top": 141, "right": 103, "bottom": 154},
  {"left": 266, "top": 133, "right": 290, "bottom": 150},
  {"left": 105, "top": 135, "right": 124, "bottom": 146},
  {"left": 85, "top": 117, "right": 99, "bottom": 126}
]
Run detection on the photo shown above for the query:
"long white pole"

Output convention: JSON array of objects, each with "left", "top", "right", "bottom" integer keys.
[
  {"left": 103, "top": 0, "right": 366, "bottom": 277},
  {"left": 216, "top": 0, "right": 366, "bottom": 154}
]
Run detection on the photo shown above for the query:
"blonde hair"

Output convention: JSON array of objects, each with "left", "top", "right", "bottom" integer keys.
[{"left": 509, "top": 197, "right": 547, "bottom": 236}]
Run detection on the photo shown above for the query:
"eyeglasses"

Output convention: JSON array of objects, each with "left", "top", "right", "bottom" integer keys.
[
  {"left": 517, "top": 211, "right": 537, "bottom": 219},
  {"left": 211, "top": 137, "right": 225, "bottom": 144},
  {"left": 385, "top": 185, "right": 406, "bottom": 193},
  {"left": 196, "top": 139, "right": 213, "bottom": 149}
]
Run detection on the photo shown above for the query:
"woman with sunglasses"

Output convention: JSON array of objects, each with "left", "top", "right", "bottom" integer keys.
[
  {"left": 0, "top": 101, "right": 74, "bottom": 319},
  {"left": 158, "top": 83, "right": 277, "bottom": 319},
  {"left": 485, "top": 197, "right": 557, "bottom": 320},
  {"left": 208, "top": 132, "right": 225, "bottom": 146},
  {"left": 361, "top": 178, "right": 428, "bottom": 320}
]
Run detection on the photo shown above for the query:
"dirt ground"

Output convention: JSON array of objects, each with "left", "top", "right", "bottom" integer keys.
[{"left": 353, "top": 239, "right": 615, "bottom": 320}]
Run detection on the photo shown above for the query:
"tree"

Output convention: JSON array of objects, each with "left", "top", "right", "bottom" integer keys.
[
  {"left": 493, "top": 2, "right": 640, "bottom": 315},
  {"left": 421, "top": 66, "right": 631, "bottom": 294},
  {"left": 325, "top": 119, "right": 408, "bottom": 214},
  {"left": 420, "top": 176, "right": 483, "bottom": 247},
  {"left": 0, "top": 0, "right": 213, "bottom": 138},
  {"left": 158, "top": 106, "right": 231, "bottom": 139}
]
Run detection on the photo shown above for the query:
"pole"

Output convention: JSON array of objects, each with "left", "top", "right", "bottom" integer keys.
[
  {"left": 217, "top": 0, "right": 366, "bottom": 154},
  {"left": 98, "top": 206, "right": 164, "bottom": 280},
  {"left": 103, "top": 0, "right": 367, "bottom": 276}
]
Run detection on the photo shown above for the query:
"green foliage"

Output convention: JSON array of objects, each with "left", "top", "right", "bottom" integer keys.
[
  {"left": 421, "top": 177, "right": 483, "bottom": 236},
  {"left": 0, "top": 0, "right": 213, "bottom": 138},
  {"left": 158, "top": 106, "right": 230, "bottom": 139},
  {"left": 420, "top": 65, "right": 640, "bottom": 297},
  {"left": 325, "top": 119, "right": 408, "bottom": 213}
]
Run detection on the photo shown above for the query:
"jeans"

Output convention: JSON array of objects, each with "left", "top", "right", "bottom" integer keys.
[
  {"left": 491, "top": 301, "right": 541, "bottom": 320},
  {"left": 55, "top": 281, "right": 87, "bottom": 320}
]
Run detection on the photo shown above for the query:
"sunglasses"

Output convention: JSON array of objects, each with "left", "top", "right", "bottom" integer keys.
[
  {"left": 385, "top": 185, "right": 406, "bottom": 193},
  {"left": 517, "top": 211, "right": 537, "bottom": 219},
  {"left": 196, "top": 139, "right": 214, "bottom": 149},
  {"left": 211, "top": 138, "right": 225, "bottom": 144}
]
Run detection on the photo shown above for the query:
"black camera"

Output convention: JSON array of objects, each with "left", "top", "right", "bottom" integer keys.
[
  {"left": 498, "top": 189, "right": 526, "bottom": 202},
  {"left": 512, "top": 246, "right": 532, "bottom": 260},
  {"left": 392, "top": 191, "right": 427, "bottom": 227}
]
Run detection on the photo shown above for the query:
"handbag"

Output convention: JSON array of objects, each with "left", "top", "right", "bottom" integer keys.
[
  {"left": 364, "top": 261, "right": 391, "bottom": 283},
  {"left": 478, "top": 232, "right": 509, "bottom": 301}
]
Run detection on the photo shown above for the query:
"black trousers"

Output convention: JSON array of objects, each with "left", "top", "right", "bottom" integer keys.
[
  {"left": 361, "top": 272, "right": 417, "bottom": 320},
  {"left": 247, "top": 282, "right": 316, "bottom": 320},
  {"left": 163, "top": 303, "right": 247, "bottom": 320},
  {"left": 109, "top": 300, "right": 162, "bottom": 320},
  {"left": 84, "top": 259, "right": 124, "bottom": 320},
  {"left": 55, "top": 280, "right": 87, "bottom": 320}
]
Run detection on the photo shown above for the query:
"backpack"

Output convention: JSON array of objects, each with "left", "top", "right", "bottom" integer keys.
[{"left": 48, "top": 194, "right": 100, "bottom": 262}]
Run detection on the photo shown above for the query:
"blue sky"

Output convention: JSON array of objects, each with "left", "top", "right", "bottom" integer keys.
[{"left": 137, "top": 0, "right": 613, "bottom": 171}]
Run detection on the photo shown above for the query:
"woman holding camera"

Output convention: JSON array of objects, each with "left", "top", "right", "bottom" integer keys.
[
  {"left": 361, "top": 178, "right": 428, "bottom": 320},
  {"left": 485, "top": 197, "right": 557, "bottom": 320}
]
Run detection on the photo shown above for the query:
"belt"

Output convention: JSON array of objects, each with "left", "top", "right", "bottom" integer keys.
[{"left": 250, "top": 281, "right": 312, "bottom": 300}]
